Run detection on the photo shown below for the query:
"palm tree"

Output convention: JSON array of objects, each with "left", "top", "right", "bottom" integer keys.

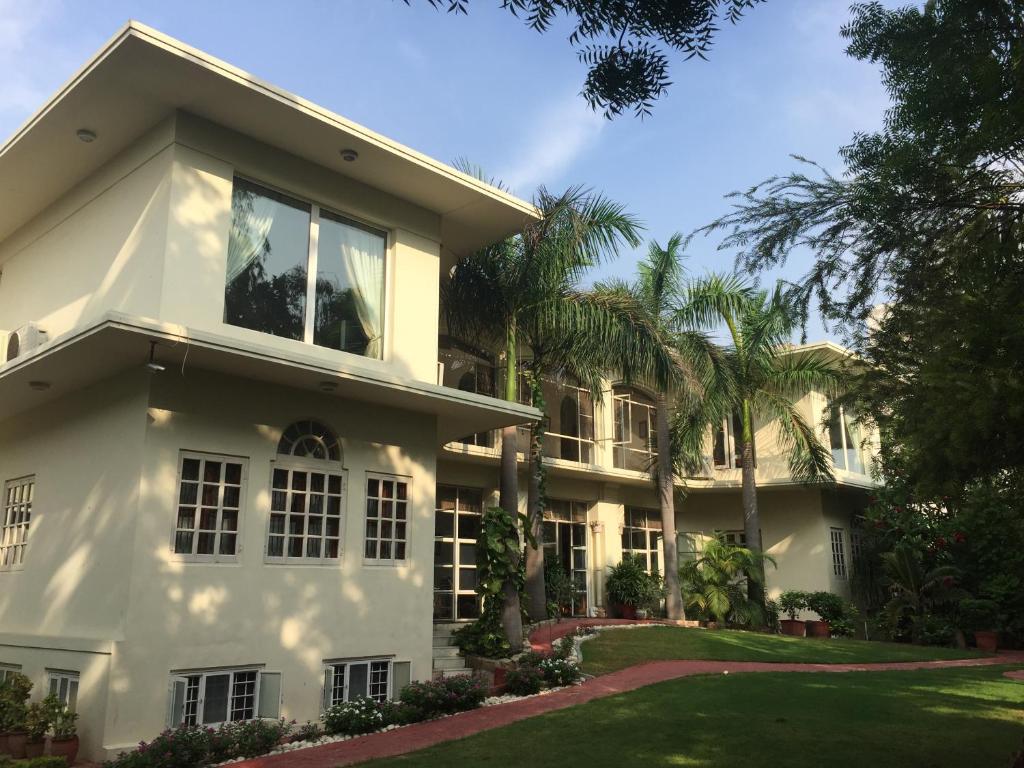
[
  {"left": 445, "top": 185, "right": 642, "bottom": 632},
  {"left": 592, "top": 235, "right": 726, "bottom": 620},
  {"left": 677, "top": 277, "right": 843, "bottom": 606},
  {"left": 679, "top": 536, "right": 776, "bottom": 625}
]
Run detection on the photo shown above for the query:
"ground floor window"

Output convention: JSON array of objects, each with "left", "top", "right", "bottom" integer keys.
[
  {"left": 830, "top": 527, "right": 848, "bottom": 579},
  {"left": 364, "top": 475, "right": 409, "bottom": 564},
  {"left": 46, "top": 670, "right": 79, "bottom": 711},
  {"left": 169, "top": 668, "right": 280, "bottom": 727},
  {"left": 0, "top": 663, "right": 22, "bottom": 684},
  {"left": 622, "top": 507, "right": 662, "bottom": 573},
  {"left": 543, "top": 500, "right": 589, "bottom": 616},
  {"left": 433, "top": 485, "right": 482, "bottom": 621},
  {"left": 324, "top": 659, "right": 411, "bottom": 705},
  {"left": 173, "top": 453, "right": 246, "bottom": 560}
]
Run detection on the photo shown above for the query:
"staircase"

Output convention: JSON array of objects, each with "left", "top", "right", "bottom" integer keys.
[{"left": 432, "top": 623, "right": 471, "bottom": 678}]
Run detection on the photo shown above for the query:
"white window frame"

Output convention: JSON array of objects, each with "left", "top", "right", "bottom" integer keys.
[
  {"left": 0, "top": 663, "right": 22, "bottom": 684},
  {"left": 828, "top": 404, "right": 865, "bottom": 474},
  {"left": 621, "top": 507, "right": 662, "bottom": 574},
  {"left": 363, "top": 473, "right": 410, "bottom": 566},
  {"left": 265, "top": 458, "right": 346, "bottom": 565},
  {"left": 1, "top": 475, "right": 35, "bottom": 571},
  {"left": 170, "top": 667, "right": 263, "bottom": 728},
  {"left": 323, "top": 658, "right": 394, "bottom": 706},
  {"left": 612, "top": 387, "right": 657, "bottom": 471},
  {"left": 830, "top": 527, "right": 848, "bottom": 579},
  {"left": 227, "top": 176, "right": 392, "bottom": 360},
  {"left": 170, "top": 452, "right": 248, "bottom": 563},
  {"left": 46, "top": 670, "right": 80, "bottom": 712}
]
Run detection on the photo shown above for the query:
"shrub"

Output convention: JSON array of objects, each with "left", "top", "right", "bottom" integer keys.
[
  {"left": 0, "top": 759, "right": 69, "bottom": 768},
  {"left": 959, "top": 598, "right": 1000, "bottom": 632},
  {"left": 606, "top": 555, "right": 659, "bottom": 609},
  {"left": 806, "top": 591, "right": 859, "bottom": 637},
  {"left": 104, "top": 725, "right": 211, "bottom": 768},
  {"left": 544, "top": 555, "right": 575, "bottom": 618},
  {"left": 777, "top": 590, "right": 809, "bottom": 620},
  {"left": 452, "top": 605, "right": 513, "bottom": 659},
  {"left": 0, "top": 672, "right": 32, "bottom": 733},
  {"left": 218, "top": 718, "right": 291, "bottom": 758},
  {"left": 322, "top": 696, "right": 386, "bottom": 736},
  {"left": 515, "top": 650, "right": 548, "bottom": 668},
  {"left": 537, "top": 658, "right": 581, "bottom": 687},
  {"left": 293, "top": 720, "right": 322, "bottom": 742},
  {"left": 398, "top": 675, "right": 486, "bottom": 719},
  {"left": 504, "top": 666, "right": 543, "bottom": 695}
]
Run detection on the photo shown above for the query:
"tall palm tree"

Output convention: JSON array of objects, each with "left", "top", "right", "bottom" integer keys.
[
  {"left": 445, "top": 185, "right": 642, "bottom": 634},
  {"left": 677, "top": 277, "right": 843, "bottom": 605},
  {"left": 592, "top": 235, "right": 726, "bottom": 620}
]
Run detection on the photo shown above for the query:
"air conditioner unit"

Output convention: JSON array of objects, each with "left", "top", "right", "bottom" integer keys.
[{"left": 5, "top": 323, "right": 48, "bottom": 362}]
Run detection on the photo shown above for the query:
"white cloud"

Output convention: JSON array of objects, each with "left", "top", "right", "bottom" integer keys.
[{"left": 498, "top": 95, "right": 605, "bottom": 194}]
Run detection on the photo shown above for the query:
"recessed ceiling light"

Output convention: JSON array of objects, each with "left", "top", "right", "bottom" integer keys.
[
  {"left": 76, "top": 128, "right": 97, "bottom": 143},
  {"left": 319, "top": 380, "right": 338, "bottom": 393},
  {"left": 28, "top": 381, "right": 51, "bottom": 391},
  {"left": 339, "top": 148, "right": 358, "bottom": 162}
]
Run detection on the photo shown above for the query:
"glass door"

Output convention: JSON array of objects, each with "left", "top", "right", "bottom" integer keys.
[
  {"left": 542, "top": 499, "right": 590, "bottom": 616},
  {"left": 433, "top": 485, "right": 483, "bottom": 621}
]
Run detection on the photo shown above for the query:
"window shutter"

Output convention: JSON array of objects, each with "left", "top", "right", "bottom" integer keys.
[
  {"left": 391, "top": 662, "right": 411, "bottom": 699},
  {"left": 169, "top": 678, "right": 187, "bottom": 727},
  {"left": 258, "top": 672, "right": 281, "bottom": 719},
  {"left": 322, "top": 667, "right": 333, "bottom": 709}
]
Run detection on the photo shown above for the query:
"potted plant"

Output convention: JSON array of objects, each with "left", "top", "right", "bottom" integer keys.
[
  {"left": 0, "top": 672, "right": 32, "bottom": 758},
  {"left": 960, "top": 598, "right": 1000, "bottom": 653},
  {"left": 606, "top": 555, "right": 651, "bottom": 619},
  {"left": 806, "top": 591, "right": 845, "bottom": 638},
  {"left": 777, "top": 591, "right": 808, "bottom": 636},
  {"left": 23, "top": 697, "right": 54, "bottom": 758},
  {"left": 49, "top": 702, "right": 79, "bottom": 765}
]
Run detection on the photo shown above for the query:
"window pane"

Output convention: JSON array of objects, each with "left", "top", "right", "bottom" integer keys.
[
  {"left": 347, "top": 663, "right": 368, "bottom": 701},
  {"left": 224, "top": 179, "right": 310, "bottom": 341},
  {"left": 203, "top": 674, "right": 230, "bottom": 724},
  {"left": 314, "top": 213, "right": 386, "bottom": 358}
]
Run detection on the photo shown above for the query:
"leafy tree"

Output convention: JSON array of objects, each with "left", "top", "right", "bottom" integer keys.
[
  {"left": 679, "top": 536, "right": 775, "bottom": 624},
  {"left": 445, "top": 183, "right": 643, "bottom": 630},
  {"left": 592, "top": 235, "right": 723, "bottom": 619},
  {"left": 405, "top": 0, "right": 764, "bottom": 117},
  {"left": 677, "top": 277, "right": 842, "bottom": 605}
]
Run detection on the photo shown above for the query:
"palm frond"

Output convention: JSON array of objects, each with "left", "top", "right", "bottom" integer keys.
[{"left": 752, "top": 390, "right": 835, "bottom": 485}]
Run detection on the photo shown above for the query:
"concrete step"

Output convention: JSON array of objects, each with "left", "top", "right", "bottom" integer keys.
[
  {"left": 432, "top": 656, "right": 471, "bottom": 672},
  {"left": 433, "top": 667, "right": 472, "bottom": 679},
  {"left": 432, "top": 633, "right": 459, "bottom": 648},
  {"left": 431, "top": 645, "right": 462, "bottom": 659},
  {"left": 432, "top": 622, "right": 464, "bottom": 635}
]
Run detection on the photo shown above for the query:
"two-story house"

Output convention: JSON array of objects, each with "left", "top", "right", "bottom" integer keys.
[{"left": 0, "top": 23, "right": 877, "bottom": 762}]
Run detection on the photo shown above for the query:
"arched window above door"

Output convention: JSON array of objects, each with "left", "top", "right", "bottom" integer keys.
[{"left": 277, "top": 419, "right": 342, "bottom": 463}]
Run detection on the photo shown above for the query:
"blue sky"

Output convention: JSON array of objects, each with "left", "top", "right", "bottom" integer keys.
[{"left": 0, "top": 0, "right": 899, "bottom": 341}]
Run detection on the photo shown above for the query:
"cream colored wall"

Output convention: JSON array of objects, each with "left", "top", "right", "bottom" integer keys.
[
  {"left": 99, "top": 368, "right": 438, "bottom": 755},
  {"left": 159, "top": 114, "right": 443, "bottom": 384},
  {"left": 0, "top": 121, "right": 174, "bottom": 344},
  {"left": 0, "top": 372, "right": 151, "bottom": 759}
]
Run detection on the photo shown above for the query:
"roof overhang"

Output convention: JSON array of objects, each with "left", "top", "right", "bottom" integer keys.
[
  {"left": 0, "top": 21, "right": 539, "bottom": 255},
  {"left": 0, "top": 313, "right": 540, "bottom": 443}
]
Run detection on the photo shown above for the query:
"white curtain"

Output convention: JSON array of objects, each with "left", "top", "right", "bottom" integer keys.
[
  {"left": 226, "top": 190, "right": 276, "bottom": 285},
  {"left": 340, "top": 225, "right": 385, "bottom": 358}
]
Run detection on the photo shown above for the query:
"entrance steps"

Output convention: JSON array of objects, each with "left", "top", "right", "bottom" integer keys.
[{"left": 432, "top": 623, "right": 472, "bottom": 678}]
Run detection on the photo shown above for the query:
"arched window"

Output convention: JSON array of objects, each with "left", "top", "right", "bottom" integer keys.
[{"left": 277, "top": 419, "right": 342, "bottom": 463}]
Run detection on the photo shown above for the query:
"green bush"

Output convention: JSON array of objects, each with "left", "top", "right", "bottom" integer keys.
[
  {"left": 453, "top": 604, "right": 513, "bottom": 659},
  {"left": 104, "top": 725, "right": 211, "bottom": 768},
  {"left": 397, "top": 675, "right": 487, "bottom": 720},
  {"left": 293, "top": 720, "right": 322, "bottom": 742},
  {"left": 504, "top": 666, "right": 543, "bottom": 695},
  {"left": 0, "top": 672, "right": 32, "bottom": 733},
  {"left": 321, "top": 696, "right": 386, "bottom": 736},
  {"left": 959, "top": 598, "right": 999, "bottom": 631},
  {"left": 537, "top": 658, "right": 581, "bottom": 686},
  {"left": 777, "top": 590, "right": 809, "bottom": 620},
  {"left": 606, "top": 555, "right": 660, "bottom": 609},
  {"left": 0, "top": 758, "right": 69, "bottom": 768}
]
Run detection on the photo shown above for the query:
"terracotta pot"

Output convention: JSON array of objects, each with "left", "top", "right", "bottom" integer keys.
[
  {"left": 779, "top": 619, "right": 806, "bottom": 637},
  {"left": 806, "top": 620, "right": 831, "bottom": 638},
  {"left": 50, "top": 734, "right": 80, "bottom": 765},
  {"left": 2, "top": 731, "right": 28, "bottom": 758},
  {"left": 975, "top": 630, "right": 999, "bottom": 653},
  {"left": 617, "top": 603, "right": 637, "bottom": 620},
  {"left": 24, "top": 740, "right": 45, "bottom": 758}
]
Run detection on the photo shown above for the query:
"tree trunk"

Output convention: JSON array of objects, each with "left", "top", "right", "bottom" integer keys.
[
  {"left": 740, "top": 398, "right": 764, "bottom": 610},
  {"left": 524, "top": 421, "right": 548, "bottom": 621},
  {"left": 498, "top": 323, "right": 523, "bottom": 652},
  {"left": 656, "top": 393, "right": 684, "bottom": 620}
]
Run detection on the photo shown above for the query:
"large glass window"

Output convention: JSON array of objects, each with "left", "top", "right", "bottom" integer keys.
[
  {"left": 364, "top": 475, "right": 409, "bottom": 564},
  {"left": 712, "top": 412, "right": 750, "bottom": 469},
  {"left": 543, "top": 500, "right": 589, "bottom": 616},
  {"left": 830, "top": 527, "right": 848, "bottom": 578},
  {"left": 828, "top": 404, "right": 864, "bottom": 473},
  {"left": 170, "top": 668, "right": 273, "bottom": 727},
  {"left": 324, "top": 659, "right": 403, "bottom": 705},
  {"left": 224, "top": 179, "right": 310, "bottom": 341},
  {"left": 1, "top": 476, "right": 34, "bottom": 570},
  {"left": 224, "top": 178, "right": 387, "bottom": 359},
  {"left": 612, "top": 387, "right": 657, "bottom": 471},
  {"left": 622, "top": 507, "right": 662, "bottom": 573},
  {"left": 433, "top": 485, "right": 483, "bottom": 621}
]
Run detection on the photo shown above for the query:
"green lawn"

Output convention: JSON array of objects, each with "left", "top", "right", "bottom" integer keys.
[
  {"left": 369, "top": 665, "right": 1024, "bottom": 768},
  {"left": 579, "top": 626, "right": 984, "bottom": 675}
]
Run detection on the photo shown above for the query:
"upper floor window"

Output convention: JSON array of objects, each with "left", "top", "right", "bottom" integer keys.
[
  {"left": 364, "top": 475, "right": 409, "bottom": 564},
  {"left": 612, "top": 387, "right": 656, "bottom": 471},
  {"left": 225, "top": 178, "right": 386, "bottom": 359},
  {"left": 828, "top": 404, "right": 864, "bottom": 474},
  {"left": 268, "top": 420, "right": 345, "bottom": 563},
  {"left": 712, "top": 413, "right": 752, "bottom": 469},
  {"left": 830, "top": 527, "right": 848, "bottom": 579},
  {"left": 172, "top": 453, "right": 246, "bottom": 561},
  {"left": 1, "top": 476, "right": 34, "bottom": 570}
]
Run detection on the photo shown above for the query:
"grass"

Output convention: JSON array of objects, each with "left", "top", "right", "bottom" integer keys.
[
  {"left": 579, "top": 626, "right": 984, "bottom": 675},
  {"left": 368, "top": 664, "right": 1024, "bottom": 768}
]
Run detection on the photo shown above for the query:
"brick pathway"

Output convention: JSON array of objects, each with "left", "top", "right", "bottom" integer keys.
[{"left": 230, "top": 627, "right": 1024, "bottom": 768}]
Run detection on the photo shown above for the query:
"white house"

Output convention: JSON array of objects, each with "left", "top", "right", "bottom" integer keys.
[{"left": 0, "top": 23, "right": 876, "bottom": 762}]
